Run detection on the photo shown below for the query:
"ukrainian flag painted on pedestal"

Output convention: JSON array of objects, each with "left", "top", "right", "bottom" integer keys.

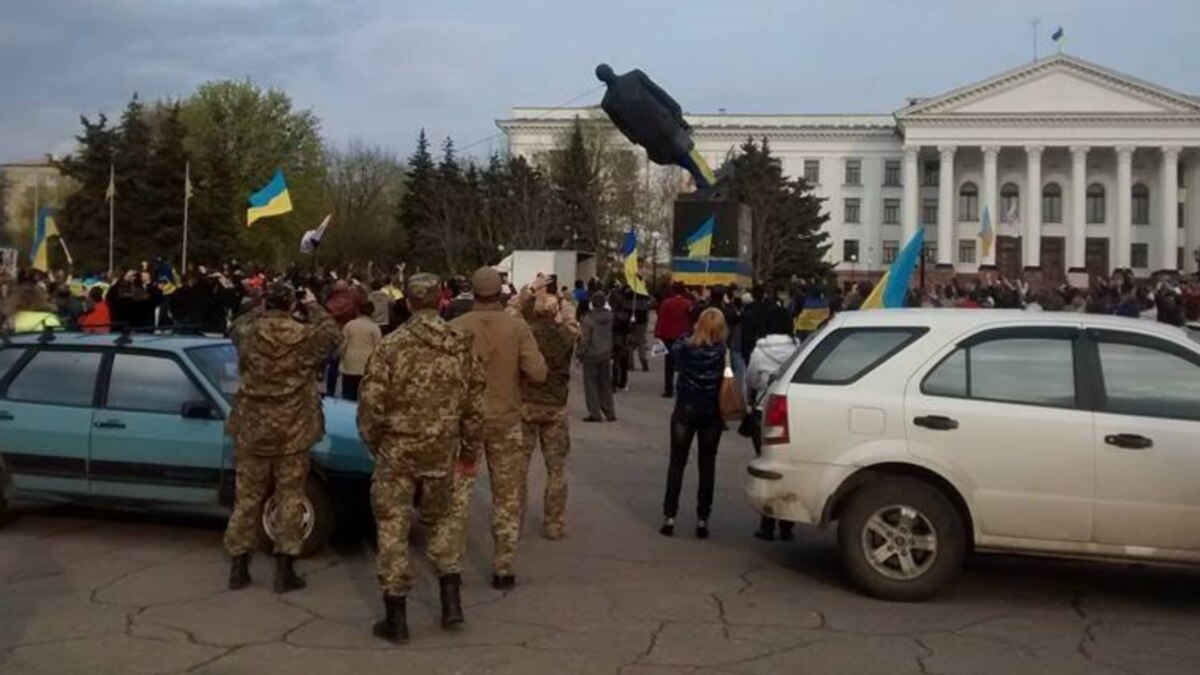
[{"left": 246, "top": 168, "right": 293, "bottom": 226}]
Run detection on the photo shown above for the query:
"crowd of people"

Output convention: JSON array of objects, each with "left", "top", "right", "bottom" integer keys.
[{"left": 4, "top": 256, "right": 1199, "bottom": 643}]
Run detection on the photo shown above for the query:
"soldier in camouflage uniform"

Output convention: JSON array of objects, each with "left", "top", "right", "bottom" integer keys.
[
  {"left": 357, "top": 274, "right": 485, "bottom": 644},
  {"left": 520, "top": 293, "right": 576, "bottom": 539},
  {"left": 450, "top": 267, "right": 546, "bottom": 590},
  {"left": 224, "top": 284, "right": 340, "bottom": 593}
]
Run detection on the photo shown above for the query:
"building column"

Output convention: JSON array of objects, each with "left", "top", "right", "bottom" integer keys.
[
  {"left": 1069, "top": 146, "right": 1090, "bottom": 272},
  {"left": 1186, "top": 153, "right": 1200, "bottom": 275},
  {"left": 936, "top": 146, "right": 955, "bottom": 267},
  {"left": 1024, "top": 145, "right": 1043, "bottom": 269},
  {"left": 980, "top": 145, "right": 1000, "bottom": 267},
  {"left": 1114, "top": 146, "right": 1134, "bottom": 270},
  {"left": 901, "top": 145, "right": 919, "bottom": 243},
  {"left": 1159, "top": 146, "right": 1182, "bottom": 273}
]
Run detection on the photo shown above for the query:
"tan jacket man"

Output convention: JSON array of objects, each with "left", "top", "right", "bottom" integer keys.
[{"left": 450, "top": 266, "right": 546, "bottom": 589}]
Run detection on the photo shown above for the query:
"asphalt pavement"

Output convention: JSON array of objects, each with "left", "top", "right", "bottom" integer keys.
[{"left": 2, "top": 358, "right": 1200, "bottom": 674}]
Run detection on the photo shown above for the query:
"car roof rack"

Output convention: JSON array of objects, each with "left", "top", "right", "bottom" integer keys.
[
  {"left": 114, "top": 326, "right": 135, "bottom": 347},
  {"left": 37, "top": 326, "right": 56, "bottom": 344}
]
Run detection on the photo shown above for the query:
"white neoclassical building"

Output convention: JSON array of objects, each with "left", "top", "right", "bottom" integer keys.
[{"left": 498, "top": 54, "right": 1200, "bottom": 285}]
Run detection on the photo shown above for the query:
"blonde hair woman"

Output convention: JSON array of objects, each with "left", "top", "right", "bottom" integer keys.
[{"left": 660, "top": 308, "right": 728, "bottom": 539}]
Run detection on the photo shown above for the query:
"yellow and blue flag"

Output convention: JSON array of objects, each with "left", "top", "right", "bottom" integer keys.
[
  {"left": 861, "top": 228, "right": 924, "bottom": 310},
  {"left": 31, "top": 207, "right": 61, "bottom": 271},
  {"left": 979, "top": 205, "right": 995, "bottom": 258},
  {"left": 247, "top": 168, "right": 293, "bottom": 226},
  {"left": 686, "top": 215, "right": 714, "bottom": 259},
  {"left": 794, "top": 294, "right": 830, "bottom": 333},
  {"left": 620, "top": 230, "right": 649, "bottom": 295}
]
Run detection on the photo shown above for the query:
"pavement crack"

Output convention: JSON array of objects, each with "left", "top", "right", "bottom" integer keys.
[
  {"left": 912, "top": 636, "right": 934, "bottom": 674},
  {"left": 1070, "top": 588, "right": 1089, "bottom": 619}
]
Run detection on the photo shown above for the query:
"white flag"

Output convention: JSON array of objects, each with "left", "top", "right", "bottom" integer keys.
[{"left": 300, "top": 214, "right": 332, "bottom": 253}]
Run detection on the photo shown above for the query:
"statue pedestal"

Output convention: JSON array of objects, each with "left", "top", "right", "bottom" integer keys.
[{"left": 670, "top": 194, "right": 753, "bottom": 288}]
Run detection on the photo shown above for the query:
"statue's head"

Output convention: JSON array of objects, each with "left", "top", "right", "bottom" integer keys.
[{"left": 595, "top": 63, "right": 616, "bottom": 84}]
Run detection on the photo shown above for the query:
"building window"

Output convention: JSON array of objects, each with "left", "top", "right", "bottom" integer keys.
[
  {"left": 958, "top": 182, "right": 979, "bottom": 221},
  {"left": 1131, "top": 243, "right": 1149, "bottom": 269},
  {"left": 882, "top": 198, "right": 900, "bottom": 224},
  {"left": 999, "top": 183, "right": 1019, "bottom": 222},
  {"left": 1179, "top": 203, "right": 1185, "bottom": 229},
  {"left": 1086, "top": 183, "right": 1106, "bottom": 224},
  {"left": 923, "top": 241, "right": 938, "bottom": 264},
  {"left": 922, "top": 198, "right": 938, "bottom": 225},
  {"left": 1042, "top": 182, "right": 1063, "bottom": 223},
  {"left": 922, "top": 159, "right": 939, "bottom": 187},
  {"left": 882, "top": 240, "right": 899, "bottom": 264},
  {"left": 959, "top": 240, "right": 977, "bottom": 264},
  {"left": 843, "top": 239, "right": 860, "bottom": 263},
  {"left": 844, "top": 159, "right": 862, "bottom": 186},
  {"left": 844, "top": 198, "right": 861, "bottom": 223},
  {"left": 803, "top": 159, "right": 820, "bottom": 184},
  {"left": 883, "top": 160, "right": 901, "bottom": 187},
  {"left": 1179, "top": 246, "right": 1185, "bottom": 271},
  {"left": 1132, "top": 183, "right": 1150, "bottom": 225}
]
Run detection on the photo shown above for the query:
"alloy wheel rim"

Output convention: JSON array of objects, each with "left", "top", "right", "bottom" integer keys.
[
  {"left": 262, "top": 495, "right": 316, "bottom": 544},
  {"left": 860, "top": 504, "right": 939, "bottom": 581}
]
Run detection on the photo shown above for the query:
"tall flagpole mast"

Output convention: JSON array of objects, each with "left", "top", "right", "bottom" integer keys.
[
  {"left": 107, "top": 163, "right": 115, "bottom": 276},
  {"left": 182, "top": 160, "right": 190, "bottom": 273},
  {"left": 1030, "top": 19, "right": 1040, "bottom": 61}
]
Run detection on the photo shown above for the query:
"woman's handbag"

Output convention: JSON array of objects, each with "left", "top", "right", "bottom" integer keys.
[{"left": 719, "top": 349, "right": 746, "bottom": 421}]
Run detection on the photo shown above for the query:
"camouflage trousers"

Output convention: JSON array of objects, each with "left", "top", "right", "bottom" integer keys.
[
  {"left": 520, "top": 404, "right": 570, "bottom": 538},
  {"left": 484, "top": 423, "right": 526, "bottom": 576},
  {"left": 224, "top": 452, "right": 310, "bottom": 557},
  {"left": 371, "top": 465, "right": 461, "bottom": 597}
]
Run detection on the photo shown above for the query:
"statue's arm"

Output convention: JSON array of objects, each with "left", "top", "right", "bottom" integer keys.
[{"left": 636, "top": 70, "right": 689, "bottom": 131}]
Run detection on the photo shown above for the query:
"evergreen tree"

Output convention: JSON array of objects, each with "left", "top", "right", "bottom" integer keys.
[
  {"left": 725, "top": 137, "right": 830, "bottom": 284},
  {"left": 396, "top": 129, "right": 435, "bottom": 267},
  {"left": 550, "top": 117, "right": 601, "bottom": 253},
  {"left": 506, "top": 155, "right": 555, "bottom": 249},
  {"left": 145, "top": 102, "right": 190, "bottom": 265},
  {"left": 113, "top": 93, "right": 154, "bottom": 268},
  {"left": 57, "top": 114, "right": 118, "bottom": 273}
]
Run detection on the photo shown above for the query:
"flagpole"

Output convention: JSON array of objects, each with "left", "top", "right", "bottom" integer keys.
[
  {"left": 107, "top": 163, "right": 115, "bottom": 276},
  {"left": 182, "top": 160, "right": 190, "bottom": 273}
]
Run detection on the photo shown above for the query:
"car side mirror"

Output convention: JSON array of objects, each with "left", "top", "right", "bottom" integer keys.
[{"left": 181, "top": 400, "right": 216, "bottom": 420}]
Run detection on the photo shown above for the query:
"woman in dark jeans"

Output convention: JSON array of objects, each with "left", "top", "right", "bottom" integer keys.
[{"left": 661, "top": 308, "right": 728, "bottom": 539}]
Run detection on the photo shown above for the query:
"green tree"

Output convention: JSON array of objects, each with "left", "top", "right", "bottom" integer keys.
[
  {"left": 396, "top": 129, "right": 435, "bottom": 267},
  {"left": 145, "top": 102, "right": 190, "bottom": 265},
  {"left": 724, "top": 137, "right": 830, "bottom": 284},
  {"left": 112, "top": 94, "right": 154, "bottom": 268},
  {"left": 504, "top": 155, "right": 556, "bottom": 250},
  {"left": 181, "top": 79, "right": 327, "bottom": 267},
  {"left": 549, "top": 117, "right": 602, "bottom": 255},
  {"left": 57, "top": 113, "right": 119, "bottom": 273}
]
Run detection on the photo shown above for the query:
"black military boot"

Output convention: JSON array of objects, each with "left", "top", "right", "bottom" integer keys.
[
  {"left": 228, "top": 554, "right": 252, "bottom": 590},
  {"left": 273, "top": 555, "right": 306, "bottom": 594},
  {"left": 491, "top": 573, "right": 516, "bottom": 591},
  {"left": 439, "top": 574, "right": 464, "bottom": 628},
  {"left": 372, "top": 595, "right": 409, "bottom": 644}
]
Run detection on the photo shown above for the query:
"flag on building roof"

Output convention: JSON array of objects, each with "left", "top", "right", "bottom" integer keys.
[
  {"left": 1051, "top": 26, "right": 1064, "bottom": 42},
  {"left": 979, "top": 205, "right": 995, "bottom": 258},
  {"left": 861, "top": 228, "right": 924, "bottom": 310},
  {"left": 30, "top": 207, "right": 61, "bottom": 271},
  {"left": 685, "top": 215, "right": 714, "bottom": 259},
  {"left": 620, "top": 229, "right": 649, "bottom": 295},
  {"left": 246, "top": 168, "right": 293, "bottom": 226}
]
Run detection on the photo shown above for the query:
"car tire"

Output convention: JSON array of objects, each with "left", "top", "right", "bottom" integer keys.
[
  {"left": 258, "top": 476, "right": 336, "bottom": 558},
  {"left": 837, "top": 477, "right": 965, "bottom": 601}
]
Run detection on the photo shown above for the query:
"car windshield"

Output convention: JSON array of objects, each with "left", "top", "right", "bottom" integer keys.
[{"left": 187, "top": 344, "right": 239, "bottom": 403}]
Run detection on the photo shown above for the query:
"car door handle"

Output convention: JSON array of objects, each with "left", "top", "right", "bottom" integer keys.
[
  {"left": 913, "top": 415, "right": 959, "bottom": 431},
  {"left": 93, "top": 419, "right": 126, "bottom": 430},
  {"left": 1105, "top": 433, "right": 1153, "bottom": 450},
  {"left": 0, "top": 411, "right": 12, "bottom": 421}
]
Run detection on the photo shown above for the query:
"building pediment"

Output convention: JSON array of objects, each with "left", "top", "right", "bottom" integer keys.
[{"left": 897, "top": 54, "right": 1200, "bottom": 119}]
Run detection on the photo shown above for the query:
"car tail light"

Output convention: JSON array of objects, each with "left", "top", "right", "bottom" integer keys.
[{"left": 762, "top": 394, "right": 790, "bottom": 446}]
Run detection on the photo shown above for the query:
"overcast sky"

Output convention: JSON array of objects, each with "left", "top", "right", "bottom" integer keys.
[{"left": 2, "top": 0, "right": 1197, "bottom": 163}]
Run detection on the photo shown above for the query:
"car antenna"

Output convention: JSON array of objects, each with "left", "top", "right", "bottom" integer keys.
[
  {"left": 114, "top": 325, "right": 134, "bottom": 347},
  {"left": 37, "top": 325, "right": 56, "bottom": 344}
]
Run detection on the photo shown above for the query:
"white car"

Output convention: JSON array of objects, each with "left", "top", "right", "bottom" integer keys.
[{"left": 746, "top": 309, "right": 1200, "bottom": 601}]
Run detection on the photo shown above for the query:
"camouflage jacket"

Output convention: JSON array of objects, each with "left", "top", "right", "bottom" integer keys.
[
  {"left": 227, "top": 305, "right": 340, "bottom": 457},
  {"left": 521, "top": 317, "right": 574, "bottom": 407},
  {"left": 357, "top": 310, "right": 485, "bottom": 476}
]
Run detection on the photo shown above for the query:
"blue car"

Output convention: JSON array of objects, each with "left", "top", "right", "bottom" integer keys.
[{"left": 0, "top": 331, "right": 374, "bottom": 554}]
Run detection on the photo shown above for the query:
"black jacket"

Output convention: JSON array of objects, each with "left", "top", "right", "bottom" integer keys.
[{"left": 672, "top": 338, "right": 726, "bottom": 413}]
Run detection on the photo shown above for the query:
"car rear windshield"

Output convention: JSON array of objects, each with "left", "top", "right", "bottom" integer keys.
[
  {"left": 793, "top": 327, "right": 927, "bottom": 385},
  {"left": 187, "top": 344, "right": 239, "bottom": 403}
]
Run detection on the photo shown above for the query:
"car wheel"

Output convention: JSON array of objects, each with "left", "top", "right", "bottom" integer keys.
[
  {"left": 259, "top": 476, "right": 335, "bottom": 558},
  {"left": 837, "top": 477, "right": 965, "bottom": 601}
]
